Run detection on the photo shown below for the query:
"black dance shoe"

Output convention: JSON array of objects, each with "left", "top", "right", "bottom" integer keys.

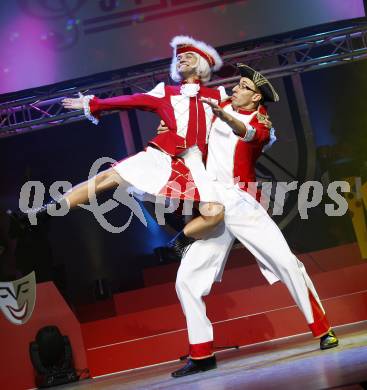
[
  {"left": 165, "top": 231, "right": 196, "bottom": 260},
  {"left": 171, "top": 355, "right": 217, "bottom": 378},
  {"left": 7, "top": 199, "right": 65, "bottom": 233},
  {"left": 320, "top": 329, "right": 339, "bottom": 350}
]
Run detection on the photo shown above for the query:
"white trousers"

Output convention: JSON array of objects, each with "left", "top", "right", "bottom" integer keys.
[{"left": 176, "top": 184, "right": 331, "bottom": 358}]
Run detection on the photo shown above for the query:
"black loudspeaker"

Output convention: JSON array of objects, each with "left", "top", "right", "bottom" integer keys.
[{"left": 29, "top": 326, "right": 78, "bottom": 388}]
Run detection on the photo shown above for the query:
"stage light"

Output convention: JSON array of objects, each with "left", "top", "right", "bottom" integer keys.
[{"left": 29, "top": 325, "right": 79, "bottom": 388}]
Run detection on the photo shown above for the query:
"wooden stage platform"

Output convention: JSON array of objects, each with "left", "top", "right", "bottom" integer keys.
[{"left": 57, "top": 321, "right": 367, "bottom": 390}]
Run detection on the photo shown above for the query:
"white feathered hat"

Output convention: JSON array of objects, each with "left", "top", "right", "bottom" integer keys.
[{"left": 170, "top": 35, "right": 223, "bottom": 82}]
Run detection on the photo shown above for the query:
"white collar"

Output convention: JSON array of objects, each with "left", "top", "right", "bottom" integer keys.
[{"left": 180, "top": 83, "right": 200, "bottom": 97}]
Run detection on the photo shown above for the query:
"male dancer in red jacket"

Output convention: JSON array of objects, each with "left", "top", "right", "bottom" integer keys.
[
  {"left": 12, "top": 36, "right": 227, "bottom": 242},
  {"left": 160, "top": 64, "right": 338, "bottom": 377}
]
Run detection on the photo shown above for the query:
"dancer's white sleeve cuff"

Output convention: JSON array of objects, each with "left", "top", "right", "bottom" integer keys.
[
  {"left": 82, "top": 94, "right": 99, "bottom": 125},
  {"left": 242, "top": 125, "right": 256, "bottom": 142}
]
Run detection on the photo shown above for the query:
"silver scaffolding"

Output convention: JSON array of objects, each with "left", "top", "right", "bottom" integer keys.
[{"left": 1, "top": 23, "right": 367, "bottom": 139}]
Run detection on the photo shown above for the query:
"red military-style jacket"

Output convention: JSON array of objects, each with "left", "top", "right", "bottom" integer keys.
[
  {"left": 159, "top": 102, "right": 274, "bottom": 202},
  {"left": 208, "top": 102, "right": 270, "bottom": 186},
  {"left": 87, "top": 81, "right": 225, "bottom": 157}
]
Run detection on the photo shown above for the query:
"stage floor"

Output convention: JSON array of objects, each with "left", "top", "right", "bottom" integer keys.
[{"left": 61, "top": 321, "right": 367, "bottom": 390}]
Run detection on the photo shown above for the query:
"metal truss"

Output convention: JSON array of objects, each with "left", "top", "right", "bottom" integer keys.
[{"left": 1, "top": 23, "right": 367, "bottom": 139}]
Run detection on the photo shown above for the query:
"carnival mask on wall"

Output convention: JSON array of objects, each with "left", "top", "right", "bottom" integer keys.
[{"left": 0, "top": 271, "right": 36, "bottom": 325}]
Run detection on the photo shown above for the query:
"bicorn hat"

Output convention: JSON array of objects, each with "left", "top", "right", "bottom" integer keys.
[{"left": 237, "top": 63, "right": 279, "bottom": 102}]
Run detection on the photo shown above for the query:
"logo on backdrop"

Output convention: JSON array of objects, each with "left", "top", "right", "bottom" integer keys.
[{"left": 0, "top": 271, "right": 36, "bottom": 325}]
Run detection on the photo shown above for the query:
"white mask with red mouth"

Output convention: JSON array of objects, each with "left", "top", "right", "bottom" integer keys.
[{"left": 0, "top": 271, "right": 36, "bottom": 325}]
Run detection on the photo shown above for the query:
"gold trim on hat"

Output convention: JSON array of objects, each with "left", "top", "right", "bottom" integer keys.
[{"left": 253, "top": 71, "right": 279, "bottom": 102}]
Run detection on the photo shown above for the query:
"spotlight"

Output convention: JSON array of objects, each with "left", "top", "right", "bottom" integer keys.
[{"left": 29, "top": 326, "right": 79, "bottom": 388}]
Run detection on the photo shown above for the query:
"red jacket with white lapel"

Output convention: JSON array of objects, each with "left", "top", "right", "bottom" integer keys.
[
  {"left": 88, "top": 81, "right": 222, "bottom": 157},
  {"left": 206, "top": 101, "right": 270, "bottom": 197}
]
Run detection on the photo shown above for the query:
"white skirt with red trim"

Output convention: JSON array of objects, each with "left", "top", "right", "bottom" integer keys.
[{"left": 111, "top": 146, "right": 218, "bottom": 203}]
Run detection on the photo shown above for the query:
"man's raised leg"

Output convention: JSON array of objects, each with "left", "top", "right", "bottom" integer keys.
[
  {"left": 64, "top": 167, "right": 124, "bottom": 209},
  {"left": 8, "top": 167, "right": 126, "bottom": 229}
]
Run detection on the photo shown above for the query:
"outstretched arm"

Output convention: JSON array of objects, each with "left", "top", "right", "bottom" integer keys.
[
  {"left": 62, "top": 94, "right": 160, "bottom": 110},
  {"left": 62, "top": 82, "right": 165, "bottom": 124},
  {"left": 201, "top": 98, "right": 272, "bottom": 140},
  {"left": 201, "top": 97, "right": 250, "bottom": 137}
]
